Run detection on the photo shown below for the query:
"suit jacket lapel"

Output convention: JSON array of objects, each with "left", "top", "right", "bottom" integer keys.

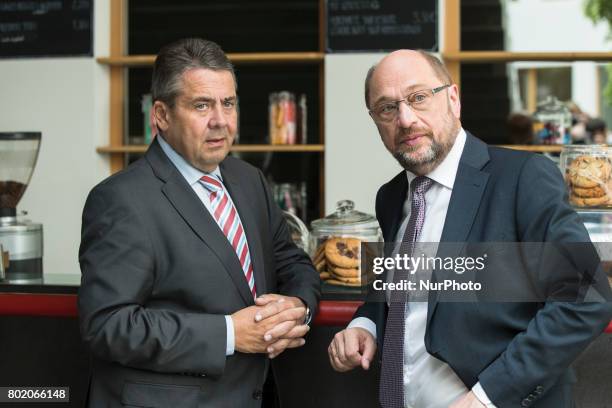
[
  {"left": 220, "top": 163, "right": 267, "bottom": 296},
  {"left": 426, "top": 133, "right": 490, "bottom": 339},
  {"left": 145, "top": 140, "right": 255, "bottom": 306},
  {"left": 380, "top": 173, "right": 408, "bottom": 245}
]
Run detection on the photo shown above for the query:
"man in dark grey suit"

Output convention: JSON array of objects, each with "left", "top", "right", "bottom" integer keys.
[
  {"left": 328, "top": 50, "right": 612, "bottom": 408},
  {"left": 79, "top": 38, "right": 320, "bottom": 408}
]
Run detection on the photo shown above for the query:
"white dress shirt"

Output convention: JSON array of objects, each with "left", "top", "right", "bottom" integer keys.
[
  {"left": 349, "top": 129, "right": 495, "bottom": 408},
  {"left": 158, "top": 135, "right": 236, "bottom": 356}
]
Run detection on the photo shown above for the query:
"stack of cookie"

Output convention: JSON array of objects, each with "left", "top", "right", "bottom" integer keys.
[
  {"left": 566, "top": 156, "right": 612, "bottom": 207},
  {"left": 313, "top": 237, "right": 362, "bottom": 287}
]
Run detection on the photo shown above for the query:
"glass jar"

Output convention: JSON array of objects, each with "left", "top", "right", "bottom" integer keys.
[
  {"left": 560, "top": 145, "right": 612, "bottom": 209},
  {"left": 310, "top": 200, "right": 382, "bottom": 289},
  {"left": 533, "top": 96, "right": 572, "bottom": 145},
  {"left": 269, "top": 91, "right": 296, "bottom": 145},
  {"left": 272, "top": 182, "right": 307, "bottom": 222},
  {"left": 282, "top": 210, "right": 310, "bottom": 254}
]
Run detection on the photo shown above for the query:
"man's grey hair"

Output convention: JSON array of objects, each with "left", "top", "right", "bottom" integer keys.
[
  {"left": 151, "top": 38, "right": 236, "bottom": 108},
  {"left": 364, "top": 50, "right": 453, "bottom": 109}
]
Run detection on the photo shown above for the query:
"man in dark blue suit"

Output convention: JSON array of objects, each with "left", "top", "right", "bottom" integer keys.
[{"left": 328, "top": 50, "right": 612, "bottom": 408}]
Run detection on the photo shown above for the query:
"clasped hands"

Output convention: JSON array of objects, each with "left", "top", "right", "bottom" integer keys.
[{"left": 232, "top": 294, "right": 309, "bottom": 359}]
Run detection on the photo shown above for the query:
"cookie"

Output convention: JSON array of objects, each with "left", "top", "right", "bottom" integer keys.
[
  {"left": 329, "top": 274, "right": 361, "bottom": 284},
  {"left": 569, "top": 194, "right": 610, "bottom": 207},
  {"left": 312, "top": 243, "right": 326, "bottom": 264},
  {"left": 330, "top": 265, "right": 360, "bottom": 278},
  {"left": 572, "top": 185, "right": 607, "bottom": 198},
  {"left": 319, "top": 271, "right": 331, "bottom": 280},
  {"left": 568, "top": 156, "right": 611, "bottom": 188},
  {"left": 315, "top": 259, "right": 326, "bottom": 272},
  {"left": 325, "top": 279, "right": 362, "bottom": 287},
  {"left": 325, "top": 237, "right": 361, "bottom": 269}
]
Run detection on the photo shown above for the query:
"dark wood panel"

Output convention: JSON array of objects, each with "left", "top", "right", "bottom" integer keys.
[
  {"left": 234, "top": 152, "right": 320, "bottom": 223},
  {"left": 128, "top": 0, "right": 319, "bottom": 54}
]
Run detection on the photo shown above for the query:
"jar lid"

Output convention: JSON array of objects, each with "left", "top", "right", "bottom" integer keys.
[
  {"left": 311, "top": 200, "right": 378, "bottom": 233},
  {"left": 561, "top": 144, "right": 610, "bottom": 153}
]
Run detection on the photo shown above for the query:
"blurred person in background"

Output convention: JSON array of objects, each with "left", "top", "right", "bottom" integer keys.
[
  {"left": 507, "top": 112, "right": 535, "bottom": 145},
  {"left": 586, "top": 118, "right": 608, "bottom": 144},
  {"left": 567, "top": 101, "right": 590, "bottom": 144}
]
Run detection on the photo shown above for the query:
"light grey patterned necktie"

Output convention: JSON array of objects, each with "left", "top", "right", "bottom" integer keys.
[{"left": 380, "top": 176, "right": 433, "bottom": 408}]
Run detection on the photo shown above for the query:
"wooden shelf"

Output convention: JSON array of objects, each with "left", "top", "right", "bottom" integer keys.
[
  {"left": 496, "top": 145, "right": 563, "bottom": 153},
  {"left": 99, "top": 144, "right": 559, "bottom": 154},
  {"left": 97, "top": 144, "right": 325, "bottom": 154},
  {"left": 98, "top": 145, "right": 148, "bottom": 153},
  {"left": 97, "top": 52, "right": 325, "bottom": 67},
  {"left": 442, "top": 51, "right": 612, "bottom": 63},
  {"left": 231, "top": 144, "right": 325, "bottom": 152},
  {"left": 98, "top": 50, "right": 612, "bottom": 67}
]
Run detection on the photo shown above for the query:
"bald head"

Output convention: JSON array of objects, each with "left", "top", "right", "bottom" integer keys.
[
  {"left": 364, "top": 50, "right": 453, "bottom": 109},
  {"left": 364, "top": 49, "right": 461, "bottom": 175}
]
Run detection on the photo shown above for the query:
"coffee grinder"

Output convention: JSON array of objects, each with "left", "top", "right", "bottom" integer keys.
[{"left": 0, "top": 132, "right": 43, "bottom": 283}]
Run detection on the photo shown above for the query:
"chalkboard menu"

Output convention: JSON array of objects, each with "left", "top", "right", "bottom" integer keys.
[
  {"left": 0, "top": 0, "right": 93, "bottom": 58},
  {"left": 326, "top": 0, "right": 437, "bottom": 52}
]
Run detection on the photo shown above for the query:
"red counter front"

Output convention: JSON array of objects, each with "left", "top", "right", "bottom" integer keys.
[{"left": 0, "top": 293, "right": 610, "bottom": 333}]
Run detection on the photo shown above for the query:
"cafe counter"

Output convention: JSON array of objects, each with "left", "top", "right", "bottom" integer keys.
[
  {"left": 0, "top": 275, "right": 382, "bottom": 407},
  {"left": 1, "top": 274, "right": 610, "bottom": 329},
  {"left": 0, "top": 275, "right": 610, "bottom": 407}
]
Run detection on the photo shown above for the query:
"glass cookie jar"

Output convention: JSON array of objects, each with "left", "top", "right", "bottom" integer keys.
[
  {"left": 282, "top": 210, "right": 310, "bottom": 254},
  {"left": 560, "top": 145, "right": 612, "bottom": 209},
  {"left": 310, "top": 200, "right": 382, "bottom": 289}
]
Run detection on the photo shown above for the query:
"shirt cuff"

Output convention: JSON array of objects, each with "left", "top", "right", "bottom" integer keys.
[
  {"left": 225, "top": 315, "right": 235, "bottom": 356},
  {"left": 472, "top": 382, "right": 496, "bottom": 407},
  {"left": 347, "top": 317, "right": 377, "bottom": 340}
]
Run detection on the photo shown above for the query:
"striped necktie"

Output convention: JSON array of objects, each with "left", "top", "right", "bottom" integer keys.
[{"left": 199, "top": 174, "right": 256, "bottom": 298}]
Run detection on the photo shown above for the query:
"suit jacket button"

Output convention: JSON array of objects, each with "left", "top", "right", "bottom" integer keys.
[
  {"left": 521, "top": 398, "right": 531, "bottom": 407},
  {"left": 252, "top": 389, "right": 263, "bottom": 400},
  {"left": 535, "top": 385, "right": 543, "bottom": 393}
]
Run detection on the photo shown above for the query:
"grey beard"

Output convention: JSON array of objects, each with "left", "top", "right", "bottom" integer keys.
[{"left": 393, "top": 140, "right": 443, "bottom": 171}]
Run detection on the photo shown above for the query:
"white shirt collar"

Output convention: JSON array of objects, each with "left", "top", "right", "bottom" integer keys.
[
  {"left": 406, "top": 128, "right": 467, "bottom": 190},
  {"left": 156, "top": 134, "right": 222, "bottom": 185}
]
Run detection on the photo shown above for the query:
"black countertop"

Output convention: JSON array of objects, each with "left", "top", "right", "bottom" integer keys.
[{"left": 0, "top": 273, "right": 80, "bottom": 294}]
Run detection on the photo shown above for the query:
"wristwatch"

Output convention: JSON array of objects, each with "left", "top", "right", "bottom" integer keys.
[
  {"left": 304, "top": 306, "right": 312, "bottom": 325},
  {"left": 295, "top": 296, "right": 311, "bottom": 325}
]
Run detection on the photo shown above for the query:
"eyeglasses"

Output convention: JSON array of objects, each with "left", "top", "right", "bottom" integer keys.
[{"left": 369, "top": 84, "right": 451, "bottom": 123}]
